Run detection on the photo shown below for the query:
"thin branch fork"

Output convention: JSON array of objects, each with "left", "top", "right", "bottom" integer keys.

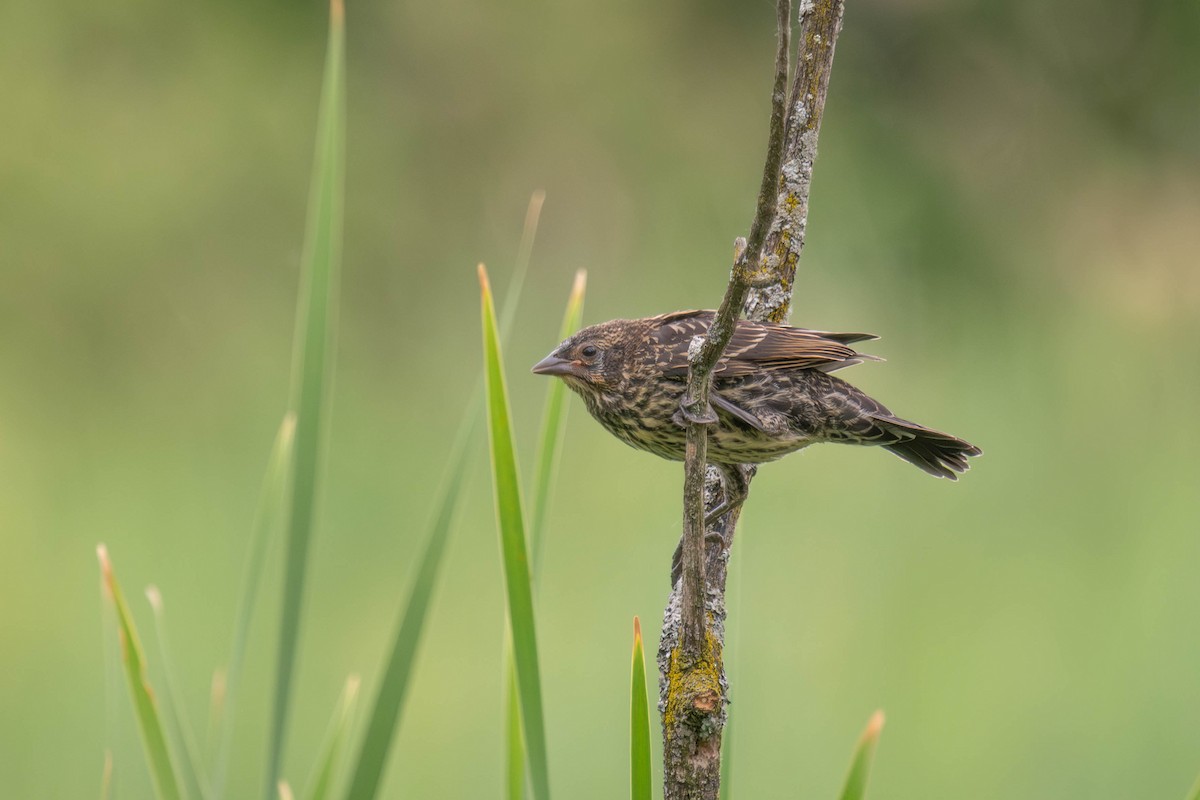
[{"left": 660, "top": 0, "right": 847, "bottom": 797}]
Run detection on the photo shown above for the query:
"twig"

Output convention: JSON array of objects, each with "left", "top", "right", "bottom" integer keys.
[
  {"left": 659, "top": 1, "right": 847, "bottom": 797},
  {"left": 678, "top": 0, "right": 792, "bottom": 665},
  {"left": 748, "top": 0, "right": 846, "bottom": 325}
]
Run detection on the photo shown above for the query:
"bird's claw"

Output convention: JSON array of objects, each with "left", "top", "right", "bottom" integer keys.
[
  {"left": 673, "top": 402, "right": 718, "bottom": 427},
  {"left": 670, "top": 525, "right": 733, "bottom": 587},
  {"left": 703, "top": 464, "right": 752, "bottom": 527},
  {"left": 703, "top": 499, "right": 740, "bottom": 529}
]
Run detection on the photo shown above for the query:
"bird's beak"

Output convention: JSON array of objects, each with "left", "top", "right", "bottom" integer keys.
[{"left": 531, "top": 354, "right": 581, "bottom": 378}]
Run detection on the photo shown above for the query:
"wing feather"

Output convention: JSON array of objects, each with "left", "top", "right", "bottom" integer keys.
[
  {"left": 711, "top": 392, "right": 768, "bottom": 431},
  {"left": 650, "top": 310, "right": 878, "bottom": 378}
]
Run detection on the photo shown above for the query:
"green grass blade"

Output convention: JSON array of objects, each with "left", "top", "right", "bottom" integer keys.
[
  {"left": 506, "top": 267, "right": 586, "bottom": 799},
  {"left": 146, "top": 587, "right": 211, "bottom": 800},
  {"left": 342, "top": 416, "right": 473, "bottom": 800},
  {"left": 480, "top": 264, "right": 551, "bottom": 800},
  {"left": 206, "top": 670, "right": 225, "bottom": 769},
  {"left": 344, "top": 194, "right": 545, "bottom": 800},
  {"left": 630, "top": 618, "right": 652, "bottom": 800},
  {"left": 304, "top": 676, "right": 360, "bottom": 800},
  {"left": 498, "top": 190, "right": 545, "bottom": 340},
  {"left": 837, "top": 711, "right": 885, "bottom": 800},
  {"left": 101, "top": 563, "right": 123, "bottom": 796},
  {"left": 1185, "top": 773, "right": 1200, "bottom": 800},
  {"left": 504, "top": 644, "right": 526, "bottom": 800},
  {"left": 213, "top": 415, "right": 295, "bottom": 799},
  {"left": 528, "top": 268, "right": 587, "bottom": 573},
  {"left": 100, "top": 751, "right": 113, "bottom": 800},
  {"left": 97, "top": 545, "right": 185, "bottom": 800},
  {"left": 503, "top": 196, "right": 551, "bottom": 800},
  {"left": 265, "top": 2, "right": 345, "bottom": 797}
]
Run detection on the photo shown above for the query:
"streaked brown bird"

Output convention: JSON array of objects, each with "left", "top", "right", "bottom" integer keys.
[{"left": 532, "top": 310, "right": 980, "bottom": 521}]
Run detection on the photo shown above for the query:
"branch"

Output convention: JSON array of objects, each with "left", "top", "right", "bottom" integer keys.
[
  {"left": 748, "top": 0, "right": 846, "bottom": 325},
  {"left": 677, "top": 0, "right": 792, "bottom": 665},
  {"left": 659, "top": 1, "right": 847, "bottom": 797}
]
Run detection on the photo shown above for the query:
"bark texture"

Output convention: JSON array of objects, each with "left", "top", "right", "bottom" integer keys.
[{"left": 658, "top": 1, "right": 846, "bottom": 797}]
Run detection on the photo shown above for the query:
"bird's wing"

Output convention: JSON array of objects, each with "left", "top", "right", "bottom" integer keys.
[{"left": 650, "top": 310, "right": 879, "bottom": 378}]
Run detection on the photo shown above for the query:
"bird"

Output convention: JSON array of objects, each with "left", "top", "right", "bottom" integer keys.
[{"left": 531, "top": 310, "right": 980, "bottom": 523}]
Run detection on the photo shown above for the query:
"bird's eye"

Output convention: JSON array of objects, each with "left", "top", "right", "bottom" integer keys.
[{"left": 580, "top": 344, "right": 599, "bottom": 359}]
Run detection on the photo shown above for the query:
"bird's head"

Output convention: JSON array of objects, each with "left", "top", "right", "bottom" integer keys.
[{"left": 530, "top": 319, "right": 634, "bottom": 394}]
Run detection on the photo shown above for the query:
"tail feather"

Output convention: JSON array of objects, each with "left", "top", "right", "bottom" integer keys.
[{"left": 876, "top": 417, "right": 982, "bottom": 480}]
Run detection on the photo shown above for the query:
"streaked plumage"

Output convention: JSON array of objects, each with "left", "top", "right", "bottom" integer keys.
[{"left": 531, "top": 310, "right": 981, "bottom": 479}]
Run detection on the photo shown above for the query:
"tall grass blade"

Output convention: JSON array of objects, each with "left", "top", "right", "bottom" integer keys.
[
  {"left": 342, "top": 414, "right": 471, "bottom": 800},
  {"left": 146, "top": 587, "right": 211, "bottom": 800},
  {"left": 97, "top": 545, "right": 185, "bottom": 800},
  {"left": 265, "top": 1, "right": 345, "bottom": 797},
  {"left": 528, "top": 268, "right": 587, "bottom": 571},
  {"left": 304, "top": 676, "right": 360, "bottom": 800},
  {"left": 502, "top": 196, "right": 549, "bottom": 800},
  {"left": 342, "top": 445, "right": 474, "bottom": 792},
  {"left": 498, "top": 190, "right": 545, "bottom": 339},
  {"left": 100, "top": 751, "right": 113, "bottom": 800},
  {"left": 101, "top": 562, "right": 123, "bottom": 797},
  {"left": 504, "top": 652, "right": 526, "bottom": 800},
  {"left": 837, "top": 711, "right": 885, "bottom": 800},
  {"left": 344, "top": 193, "right": 545, "bottom": 800},
  {"left": 206, "top": 670, "right": 225, "bottom": 777},
  {"left": 213, "top": 415, "right": 296, "bottom": 798},
  {"left": 480, "top": 264, "right": 551, "bottom": 800},
  {"left": 507, "top": 267, "right": 587, "bottom": 799},
  {"left": 1185, "top": 772, "right": 1200, "bottom": 800},
  {"left": 629, "top": 618, "right": 652, "bottom": 800}
]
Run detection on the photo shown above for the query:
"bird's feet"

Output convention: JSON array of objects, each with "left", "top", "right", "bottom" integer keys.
[{"left": 703, "top": 463, "right": 753, "bottom": 529}]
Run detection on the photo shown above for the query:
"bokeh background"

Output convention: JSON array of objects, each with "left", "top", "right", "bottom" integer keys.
[{"left": 3, "top": 0, "right": 1199, "bottom": 797}]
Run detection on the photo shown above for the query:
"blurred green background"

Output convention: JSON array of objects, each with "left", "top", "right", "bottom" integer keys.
[{"left": 3, "top": 0, "right": 1199, "bottom": 797}]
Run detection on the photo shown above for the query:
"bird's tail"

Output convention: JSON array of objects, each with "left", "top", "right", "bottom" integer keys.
[{"left": 875, "top": 416, "right": 982, "bottom": 480}]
